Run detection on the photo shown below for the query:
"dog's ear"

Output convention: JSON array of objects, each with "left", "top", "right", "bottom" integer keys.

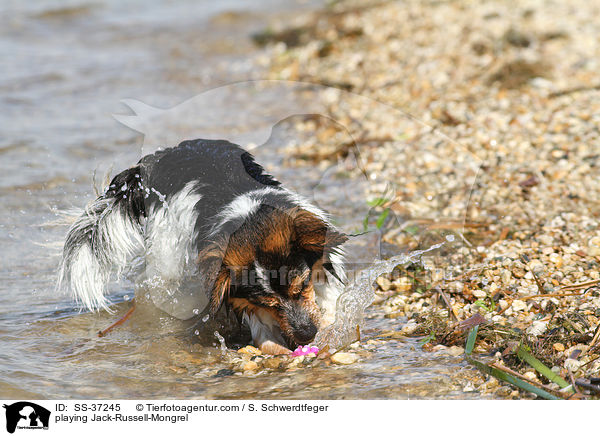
[
  {"left": 208, "top": 267, "right": 231, "bottom": 316},
  {"left": 293, "top": 209, "right": 347, "bottom": 253},
  {"left": 197, "top": 243, "right": 231, "bottom": 316}
]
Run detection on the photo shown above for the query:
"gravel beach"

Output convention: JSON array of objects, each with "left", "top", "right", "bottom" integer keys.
[{"left": 251, "top": 0, "right": 600, "bottom": 398}]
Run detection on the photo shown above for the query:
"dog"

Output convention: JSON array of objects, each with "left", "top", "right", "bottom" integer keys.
[{"left": 58, "top": 139, "right": 347, "bottom": 354}]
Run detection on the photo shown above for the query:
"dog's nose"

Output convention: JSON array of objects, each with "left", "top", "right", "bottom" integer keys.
[
  {"left": 292, "top": 321, "right": 318, "bottom": 345},
  {"left": 286, "top": 302, "right": 318, "bottom": 345}
]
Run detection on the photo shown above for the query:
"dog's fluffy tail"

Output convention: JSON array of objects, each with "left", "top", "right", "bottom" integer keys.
[{"left": 57, "top": 166, "right": 146, "bottom": 311}]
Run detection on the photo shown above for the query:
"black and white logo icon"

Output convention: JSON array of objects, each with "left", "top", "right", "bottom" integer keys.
[{"left": 3, "top": 402, "right": 50, "bottom": 434}]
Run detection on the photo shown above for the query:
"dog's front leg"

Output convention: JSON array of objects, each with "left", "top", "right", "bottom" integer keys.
[{"left": 244, "top": 311, "right": 291, "bottom": 355}]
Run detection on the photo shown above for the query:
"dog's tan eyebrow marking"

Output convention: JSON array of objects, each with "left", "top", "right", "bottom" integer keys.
[{"left": 288, "top": 269, "right": 310, "bottom": 296}]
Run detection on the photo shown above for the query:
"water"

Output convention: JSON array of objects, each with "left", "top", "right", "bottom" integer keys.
[
  {"left": 316, "top": 243, "right": 446, "bottom": 350},
  {"left": 0, "top": 0, "right": 491, "bottom": 399}
]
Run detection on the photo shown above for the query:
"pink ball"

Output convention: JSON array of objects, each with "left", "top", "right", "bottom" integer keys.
[{"left": 291, "top": 345, "right": 319, "bottom": 357}]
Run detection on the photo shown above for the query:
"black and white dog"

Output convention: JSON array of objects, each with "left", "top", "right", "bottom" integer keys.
[{"left": 58, "top": 139, "right": 346, "bottom": 354}]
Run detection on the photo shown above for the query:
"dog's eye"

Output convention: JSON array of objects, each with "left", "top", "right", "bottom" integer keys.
[{"left": 302, "top": 250, "right": 321, "bottom": 269}]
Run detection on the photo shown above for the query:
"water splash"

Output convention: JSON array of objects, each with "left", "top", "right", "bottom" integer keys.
[
  {"left": 214, "top": 330, "right": 227, "bottom": 352},
  {"left": 315, "top": 242, "right": 445, "bottom": 350}
]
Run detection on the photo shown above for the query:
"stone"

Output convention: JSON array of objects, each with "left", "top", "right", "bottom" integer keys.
[
  {"left": 511, "top": 300, "right": 528, "bottom": 312},
  {"left": 527, "top": 320, "right": 547, "bottom": 336},
  {"left": 264, "top": 358, "right": 283, "bottom": 369},
  {"left": 588, "top": 246, "right": 600, "bottom": 257},
  {"left": 564, "top": 358, "right": 582, "bottom": 372},
  {"left": 243, "top": 361, "right": 259, "bottom": 371},
  {"left": 401, "top": 320, "right": 418, "bottom": 335},
  {"left": 167, "top": 366, "right": 187, "bottom": 374},
  {"left": 548, "top": 253, "right": 563, "bottom": 268},
  {"left": 447, "top": 345, "right": 464, "bottom": 357},
  {"left": 528, "top": 259, "right": 544, "bottom": 274},
  {"left": 330, "top": 352, "right": 358, "bottom": 365},
  {"left": 589, "top": 236, "right": 600, "bottom": 247},
  {"left": 512, "top": 267, "right": 526, "bottom": 278},
  {"left": 238, "top": 345, "right": 262, "bottom": 355},
  {"left": 395, "top": 277, "right": 412, "bottom": 292},
  {"left": 376, "top": 276, "right": 393, "bottom": 291},
  {"left": 473, "top": 290, "right": 487, "bottom": 298}
]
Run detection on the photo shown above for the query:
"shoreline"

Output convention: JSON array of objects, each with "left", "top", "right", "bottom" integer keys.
[{"left": 253, "top": 0, "right": 600, "bottom": 398}]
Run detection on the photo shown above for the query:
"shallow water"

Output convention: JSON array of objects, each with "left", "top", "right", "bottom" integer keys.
[{"left": 1, "top": 0, "right": 491, "bottom": 399}]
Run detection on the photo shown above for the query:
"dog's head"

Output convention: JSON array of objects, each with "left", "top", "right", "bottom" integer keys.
[{"left": 200, "top": 205, "right": 346, "bottom": 351}]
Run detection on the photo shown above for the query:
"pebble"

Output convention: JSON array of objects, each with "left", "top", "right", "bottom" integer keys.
[
  {"left": 462, "top": 382, "right": 476, "bottom": 392},
  {"left": 527, "top": 320, "right": 547, "bottom": 336},
  {"left": 564, "top": 358, "right": 582, "bottom": 372},
  {"left": 496, "top": 386, "right": 513, "bottom": 397},
  {"left": 401, "top": 320, "right": 418, "bottom": 335},
  {"left": 501, "top": 270, "right": 512, "bottom": 284},
  {"left": 330, "top": 352, "right": 358, "bottom": 365},
  {"left": 264, "top": 358, "right": 283, "bottom": 369},
  {"left": 447, "top": 346, "right": 464, "bottom": 357},
  {"left": 512, "top": 267, "right": 526, "bottom": 279},
  {"left": 243, "top": 361, "right": 259, "bottom": 371},
  {"left": 589, "top": 236, "right": 600, "bottom": 247},
  {"left": 528, "top": 259, "right": 544, "bottom": 274},
  {"left": 376, "top": 276, "right": 393, "bottom": 291},
  {"left": 553, "top": 343, "right": 565, "bottom": 352},
  {"left": 548, "top": 253, "right": 563, "bottom": 267},
  {"left": 167, "top": 365, "right": 187, "bottom": 374},
  {"left": 238, "top": 346, "right": 262, "bottom": 356},
  {"left": 588, "top": 246, "right": 600, "bottom": 256},
  {"left": 395, "top": 277, "right": 412, "bottom": 292},
  {"left": 511, "top": 300, "right": 528, "bottom": 312}
]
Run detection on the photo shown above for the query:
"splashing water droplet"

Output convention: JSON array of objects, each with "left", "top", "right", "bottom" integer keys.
[
  {"left": 445, "top": 234, "right": 455, "bottom": 242},
  {"left": 192, "top": 308, "right": 199, "bottom": 315},
  {"left": 214, "top": 331, "right": 227, "bottom": 352},
  {"left": 202, "top": 314, "right": 210, "bottom": 323},
  {"left": 194, "top": 330, "right": 200, "bottom": 336}
]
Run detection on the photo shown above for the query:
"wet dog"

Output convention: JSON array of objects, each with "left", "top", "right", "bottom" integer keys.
[{"left": 58, "top": 139, "right": 346, "bottom": 354}]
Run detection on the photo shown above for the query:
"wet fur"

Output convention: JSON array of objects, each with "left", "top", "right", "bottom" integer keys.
[{"left": 58, "top": 139, "right": 346, "bottom": 353}]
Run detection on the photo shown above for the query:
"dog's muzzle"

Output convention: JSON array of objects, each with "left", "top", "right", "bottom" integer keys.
[{"left": 285, "top": 302, "right": 318, "bottom": 345}]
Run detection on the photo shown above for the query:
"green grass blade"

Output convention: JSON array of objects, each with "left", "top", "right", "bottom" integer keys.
[
  {"left": 376, "top": 208, "right": 390, "bottom": 229},
  {"left": 465, "top": 355, "right": 560, "bottom": 400},
  {"left": 464, "top": 326, "right": 560, "bottom": 400},
  {"left": 465, "top": 325, "right": 479, "bottom": 355},
  {"left": 516, "top": 345, "right": 572, "bottom": 390}
]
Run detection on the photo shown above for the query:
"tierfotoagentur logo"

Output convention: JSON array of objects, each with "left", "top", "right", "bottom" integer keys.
[{"left": 2, "top": 402, "right": 50, "bottom": 434}]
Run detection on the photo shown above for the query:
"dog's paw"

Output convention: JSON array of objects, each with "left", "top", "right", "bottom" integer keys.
[{"left": 258, "top": 340, "right": 292, "bottom": 355}]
